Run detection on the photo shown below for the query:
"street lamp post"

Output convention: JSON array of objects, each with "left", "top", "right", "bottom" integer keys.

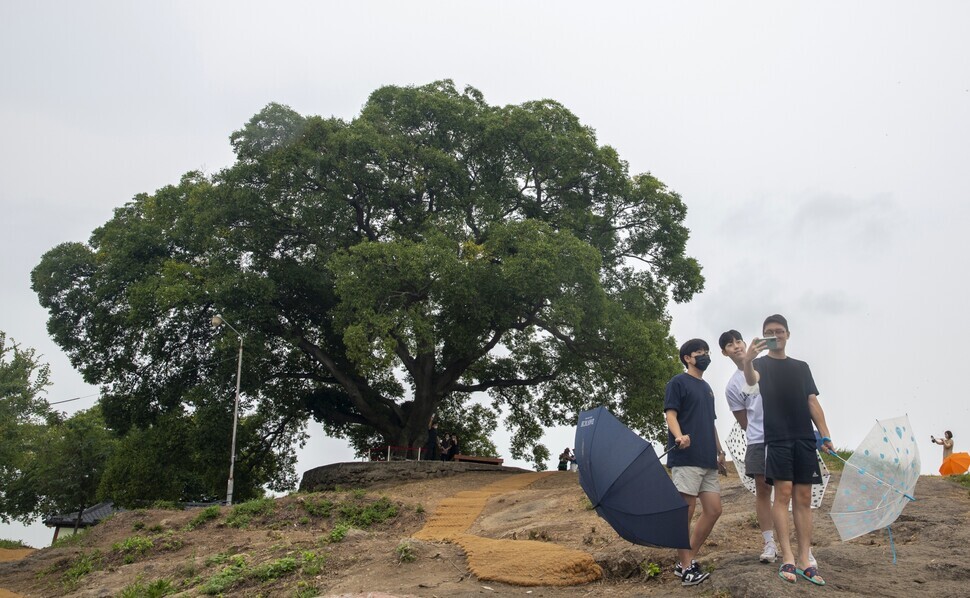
[{"left": 211, "top": 314, "right": 243, "bottom": 506}]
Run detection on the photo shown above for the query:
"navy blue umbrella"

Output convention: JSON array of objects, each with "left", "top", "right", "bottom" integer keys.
[{"left": 574, "top": 406, "right": 690, "bottom": 549}]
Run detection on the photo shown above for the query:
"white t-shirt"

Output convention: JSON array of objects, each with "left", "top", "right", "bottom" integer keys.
[{"left": 725, "top": 368, "right": 765, "bottom": 444}]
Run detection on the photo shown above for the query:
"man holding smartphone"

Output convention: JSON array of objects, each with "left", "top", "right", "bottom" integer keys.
[
  {"left": 719, "top": 330, "right": 777, "bottom": 563},
  {"left": 742, "top": 315, "right": 834, "bottom": 586}
]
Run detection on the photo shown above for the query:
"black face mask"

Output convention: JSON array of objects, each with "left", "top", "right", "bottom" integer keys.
[{"left": 694, "top": 354, "right": 711, "bottom": 371}]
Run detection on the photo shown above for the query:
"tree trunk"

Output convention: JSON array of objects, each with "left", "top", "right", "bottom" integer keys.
[{"left": 73, "top": 503, "right": 85, "bottom": 533}]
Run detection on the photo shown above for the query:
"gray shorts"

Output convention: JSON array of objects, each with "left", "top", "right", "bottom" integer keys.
[
  {"left": 671, "top": 465, "right": 721, "bottom": 496},
  {"left": 745, "top": 442, "right": 767, "bottom": 477}
]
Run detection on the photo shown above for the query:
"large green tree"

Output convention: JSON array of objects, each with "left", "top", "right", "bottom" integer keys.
[
  {"left": 32, "top": 81, "right": 703, "bottom": 484},
  {"left": 0, "top": 332, "right": 54, "bottom": 523}
]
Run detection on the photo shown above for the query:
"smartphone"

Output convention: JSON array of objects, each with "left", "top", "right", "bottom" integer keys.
[{"left": 763, "top": 336, "right": 778, "bottom": 350}]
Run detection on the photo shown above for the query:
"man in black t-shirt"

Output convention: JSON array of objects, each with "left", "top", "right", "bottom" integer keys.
[
  {"left": 664, "top": 338, "right": 726, "bottom": 587},
  {"left": 742, "top": 314, "right": 833, "bottom": 586}
]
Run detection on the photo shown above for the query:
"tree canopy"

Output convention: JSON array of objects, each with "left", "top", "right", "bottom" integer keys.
[
  {"left": 0, "top": 331, "right": 53, "bottom": 523},
  {"left": 33, "top": 80, "right": 703, "bottom": 490}
]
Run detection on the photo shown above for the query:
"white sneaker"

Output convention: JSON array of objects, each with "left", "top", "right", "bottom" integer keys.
[{"left": 760, "top": 541, "right": 777, "bottom": 563}]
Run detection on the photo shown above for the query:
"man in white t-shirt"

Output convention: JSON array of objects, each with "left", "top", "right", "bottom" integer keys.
[{"left": 719, "top": 330, "right": 776, "bottom": 563}]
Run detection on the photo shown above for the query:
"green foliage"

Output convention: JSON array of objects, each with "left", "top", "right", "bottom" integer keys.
[
  {"left": 118, "top": 578, "right": 175, "bottom": 598},
  {"left": 52, "top": 529, "right": 88, "bottom": 548},
  {"left": 226, "top": 498, "right": 275, "bottom": 528},
  {"left": 396, "top": 540, "right": 416, "bottom": 563},
  {"left": 327, "top": 522, "right": 350, "bottom": 543},
  {"left": 337, "top": 496, "right": 398, "bottom": 528},
  {"left": 150, "top": 500, "right": 182, "bottom": 511},
  {"left": 113, "top": 535, "right": 154, "bottom": 564},
  {"left": 32, "top": 81, "right": 703, "bottom": 475},
  {"left": 302, "top": 497, "right": 333, "bottom": 518},
  {"left": 299, "top": 550, "right": 324, "bottom": 575},
  {"left": 640, "top": 561, "right": 662, "bottom": 578},
  {"left": 294, "top": 582, "right": 319, "bottom": 598},
  {"left": 186, "top": 505, "right": 221, "bottom": 530},
  {"left": 250, "top": 557, "right": 297, "bottom": 581},
  {"left": 199, "top": 555, "right": 248, "bottom": 595},
  {"left": 0, "top": 332, "right": 54, "bottom": 524},
  {"left": 0, "top": 538, "right": 30, "bottom": 548},
  {"left": 62, "top": 550, "right": 102, "bottom": 590},
  {"left": 27, "top": 407, "right": 117, "bottom": 527}
]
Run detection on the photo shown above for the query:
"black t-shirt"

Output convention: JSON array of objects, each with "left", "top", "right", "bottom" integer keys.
[
  {"left": 754, "top": 356, "right": 819, "bottom": 443},
  {"left": 664, "top": 373, "right": 718, "bottom": 469}
]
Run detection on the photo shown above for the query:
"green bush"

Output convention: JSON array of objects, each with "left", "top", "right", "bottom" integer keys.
[
  {"left": 199, "top": 555, "right": 248, "bottom": 594},
  {"left": 62, "top": 550, "right": 102, "bottom": 590},
  {"left": 151, "top": 500, "right": 182, "bottom": 511},
  {"left": 52, "top": 529, "right": 88, "bottom": 548},
  {"left": 337, "top": 497, "right": 398, "bottom": 528},
  {"left": 113, "top": 535, "right": 154, "bottom": 564},
  {"left": 396, "top": 540, "right": 416, "bottom": 563},
  {"left": 186, "top": 505, "right": 221, "bottom": 530},
  {"left": 302, "top": 497, "right": 334, "bottom": 518},
  {"left": 225, "top": 498, "right": 275, "bottom": 528},
  {"left": 250, "top": 557, "right": 298, "bottom": 581},
  {"left": 118, "top": 578, "right": 175, "bottom": 598},
  {"left": 300, "top": 550, "right": 325, "bottom": 575},
  {"left": 0, "top": 539, "right": 30, "bottom": 549},
  {"left": 327, "top": 522, "right": 350, "bottom": 543}
]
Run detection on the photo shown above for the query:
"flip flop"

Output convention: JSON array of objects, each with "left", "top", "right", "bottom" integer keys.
[
  {"left": 796, "top": 566, "right": 826, "bottom": 586},
  {"left": 778, "top": 563, "right": 797, "bottom": 583}
]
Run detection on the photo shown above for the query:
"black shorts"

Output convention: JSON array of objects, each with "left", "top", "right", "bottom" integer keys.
[{"left": 765, "top": 439, "right": 820, "bottom": 486}]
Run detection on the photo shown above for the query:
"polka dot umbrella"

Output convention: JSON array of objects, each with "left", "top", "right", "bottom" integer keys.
[{"left": 828, "top": 415, "right": 919, "bottom": 562}]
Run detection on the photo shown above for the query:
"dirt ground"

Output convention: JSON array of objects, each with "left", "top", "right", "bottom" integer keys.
[{"left": 1, "top": 465, "right": 970, "bottom": 597}]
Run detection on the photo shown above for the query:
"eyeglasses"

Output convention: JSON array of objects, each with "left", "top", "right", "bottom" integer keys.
[{"left": 763, "top": 328, "right": 786, "bottom": 337}]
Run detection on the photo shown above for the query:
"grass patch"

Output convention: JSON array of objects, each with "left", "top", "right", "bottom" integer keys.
[
  {"left": 225, "top": 498, "right": 275, "bottom": 528},
  {"left": 118, "top": 578, "right": 176, "bottom": 598},
  {"left": 300, "top": 550, "right": 325, "bottom": 575},
  {"left": 0, "top": 539, "right": 30, "bottom": 549},
  {"left": 820, "top": 448, "right": 853, "bottom": 472},
  {"left": 52, "top": 529, "right": 88, "bottom": 548},
  {"left": 947, "top": 473, "right": 970, "bottom": 489},
  {"left": 294, "top": 581, "right": 319, "bottom": 598},
  {"left": 396, "top": 540, "right": 416, "bottom": 563},
  {"left": 199, "top": 555, "right": 248, "bottom": 594},
  {"left": 337, "top": 496, "right": 398, "bottom": 528},
  {"left": 250, "top": 557, "right": 298, "bottom": 581},
  {"left": 327, "top": 522, "right": 350, "bottom": 543},
  {"left": 62, "top": 550, "right": 102, "bottom": 590},
  {"left": 186, "top": 505, "right": 222, "bottom": 530},
  {"left": 302, "top": 497, "right": 334, "bottom": 518},
  {"left": 113, "top": 535, "right": 154, "bottom": 564}
]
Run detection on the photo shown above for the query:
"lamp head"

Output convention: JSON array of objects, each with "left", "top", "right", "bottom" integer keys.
[{"left": 211, "top": 314, "right": 224, "bottom": 328}]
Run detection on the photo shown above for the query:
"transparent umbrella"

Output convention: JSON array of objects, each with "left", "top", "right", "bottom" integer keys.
[{"left": 828, "top": 415, "right": 919, "bottom": 562}]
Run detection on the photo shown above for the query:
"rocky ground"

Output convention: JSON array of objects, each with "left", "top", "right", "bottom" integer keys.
[{"left": 2, "top": 463, "right": 970, "bottom": 597}]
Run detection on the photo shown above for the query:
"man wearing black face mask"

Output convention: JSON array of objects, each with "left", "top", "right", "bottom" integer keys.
[{"left": 664, "top": 338, "right": 725, "bottom": 586}]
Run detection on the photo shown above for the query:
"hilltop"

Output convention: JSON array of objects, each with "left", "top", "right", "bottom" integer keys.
[{"left": 2, "top": 464, "right": 970, "bottom": 597}]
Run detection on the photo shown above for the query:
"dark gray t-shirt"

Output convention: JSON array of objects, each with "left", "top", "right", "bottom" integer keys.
[
  {"left": 754, "top": 356, "right": 819, "bottom": 443},
  {"left": 664, "top": 373, "right": 718, "bottom": 469}
]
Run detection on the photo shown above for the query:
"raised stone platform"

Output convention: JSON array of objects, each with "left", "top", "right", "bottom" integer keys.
[{"left": 298, "top": 460, "right": 530, "bottom": 492}]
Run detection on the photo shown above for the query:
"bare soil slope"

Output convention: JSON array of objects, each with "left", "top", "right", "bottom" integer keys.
[{"left": 2, "top": 467, "right": 969, "bottom": 597}]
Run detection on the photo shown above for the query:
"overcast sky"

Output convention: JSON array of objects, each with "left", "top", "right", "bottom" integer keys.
[{"left": 3, "top": 1, "right": 969, "bottom": 546}]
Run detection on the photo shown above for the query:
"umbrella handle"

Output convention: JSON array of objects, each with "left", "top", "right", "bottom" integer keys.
[{"left": 826, "top": 450, "right": 916, "bottom": 502}]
